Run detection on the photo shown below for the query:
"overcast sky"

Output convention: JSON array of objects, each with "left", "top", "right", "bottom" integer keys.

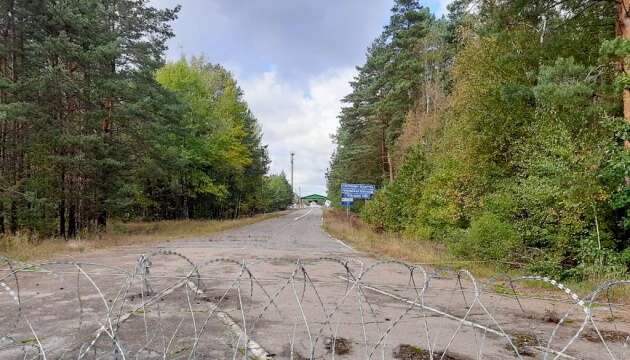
[{"left": 150, "top": 0, "right": 451, "bottom": 196}]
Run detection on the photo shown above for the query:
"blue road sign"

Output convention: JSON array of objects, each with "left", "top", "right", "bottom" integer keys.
[
  {"left": 341, "top": 197, "right": 354, "bottom": 206},
  {"left": 341, "top": 183, "right": 375, "bottom": 200}
]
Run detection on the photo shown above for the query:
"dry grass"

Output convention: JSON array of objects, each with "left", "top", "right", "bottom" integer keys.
[
  {"left": 323, "top": 209, "right": 525, "bottom": 282},
  {"left": 323, "top": 209, "right": 628, "bottom": 300},
  {"left": 323, "top": 209, "right": 451, "bottom": 266},
  {"left": 323, "top": 209, "right": 504, "bottom": 274},
  {"left": 0, "top": 211, "right": 290, "bottom": 262}
]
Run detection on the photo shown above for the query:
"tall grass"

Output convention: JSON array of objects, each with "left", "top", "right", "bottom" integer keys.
[
  {"left": 323, "top": 209, "right": 624, "bottom": 298},
  {"left": 324, "top": 209, "right": 451, "bottom": 265},
  {"left": 0, "top": 211, "right": 289, "bottom": 262}
]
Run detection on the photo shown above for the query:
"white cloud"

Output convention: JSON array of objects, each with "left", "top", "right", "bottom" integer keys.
[
  {"left": 440, "top": 2, "right": 450, "bottom": 16},
  {"left": 241, "top": 68, "right": 356, "bottom": 196}
]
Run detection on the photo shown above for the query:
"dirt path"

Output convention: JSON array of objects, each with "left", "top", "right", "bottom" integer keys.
[{"left": 1, "top": 208, "right": 628, "bottom": 359}]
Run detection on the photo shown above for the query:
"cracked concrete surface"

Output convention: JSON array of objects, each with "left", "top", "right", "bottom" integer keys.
[{"left": 1, "top": 208, "right": 629, "bottom": 359}]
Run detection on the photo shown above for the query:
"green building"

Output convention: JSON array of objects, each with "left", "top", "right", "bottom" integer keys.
[{"left": 301, "top": 194, "right": 327, "bottom": 206}]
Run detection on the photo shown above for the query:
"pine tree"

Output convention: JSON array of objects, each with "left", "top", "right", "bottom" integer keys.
[
  {"left": 329, "top": 0, "right": 436, "bottom": 191},
  {"left": 0, "top": 0, "right": 179, "bottom": 236}
]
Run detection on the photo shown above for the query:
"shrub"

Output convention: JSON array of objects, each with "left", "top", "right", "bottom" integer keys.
[
  {"left": 361, "top": 191, "right": 386, "bottom": 233},
  {"left": 452, "top": 213, "right": 521, "bottom": 261}
]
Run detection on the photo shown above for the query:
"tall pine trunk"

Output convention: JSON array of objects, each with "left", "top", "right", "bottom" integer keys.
[
  {"left": 59, "top": 167, "right": 66, "bottom": 238},
  {"left": 59, "top": 201, "right": 66, "bottom": 238},
  {"left": 97, "top": 211, "right": 107, "bottom": 230},
  {"left": 68, "top": 204, "right": 76, "bottom": 238},
  {"left": 380, "top": 115, "right": 394, "bottom": 182},
  {"left": 6, "top": 1, "right": 21, "bottom": 234},
  {"left": 0, "top": 5, "right": 7, "bottom": 234},
  {"left": 381, "top": 127, "right": 386, "bottom": 178},
  {"left": 617, "top": 0, "right": 630, "bottom": 185},
  {"left": 386, "top": 148, "right": 394, "bottom": 182},
  {"left": 9, "top": 201, "right": 17, "bottom": 234},
  {"left": 0, "top": 203, "right": 4, "bottom": 234}
]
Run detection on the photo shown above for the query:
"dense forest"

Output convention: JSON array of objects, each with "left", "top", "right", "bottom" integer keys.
[
  {"left": 0, "top": 0, "right": 293, "bottom": 239},
  {"left": 327, "top": 0, "right": 630, "bottom": 279}
]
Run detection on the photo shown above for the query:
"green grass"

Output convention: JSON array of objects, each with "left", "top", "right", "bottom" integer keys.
[{"left": 21, "top": 337, "right": 45, "bottom": 344}]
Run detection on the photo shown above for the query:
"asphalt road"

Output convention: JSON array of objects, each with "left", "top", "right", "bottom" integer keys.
[
  {"left": 158, "top": 206, "right": 354, "bottom": 253},
  {"left": 1, "top": 207, "right": 628, "bottom": 359}
]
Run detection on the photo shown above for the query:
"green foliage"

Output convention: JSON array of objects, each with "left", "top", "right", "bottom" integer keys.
[
  {"left": 333, "top": 0, "right": 630, "bottom": 280},
  {"left": 361, "top": 146, "right": 428, "bottom": 233},
  {"left": 600, "top": 38, "right": 630, "bottom": 63},
  {"left": 0, "top": 2, "right": 275, "bottom": 237},
  {"left": 0, "top": 0, "right": 181, "bottom": 236},
  {"left": 327, "top": 0, "right": 445, "bottom": 192},
  {"left": 262, "top": 173, "right": 294, "bottom": 212},
  {"left": 139, "top": 57, "right": 270, "bottom": 220},
  {"left": 452, "top": 213, "right": 520, "bottom": 261}
]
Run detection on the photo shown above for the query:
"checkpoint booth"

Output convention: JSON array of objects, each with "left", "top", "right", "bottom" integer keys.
[{"left": 301, "top": 194, "right": 327, "bottom": 206}]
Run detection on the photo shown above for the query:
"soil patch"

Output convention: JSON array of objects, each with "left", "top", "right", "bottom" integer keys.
[
  {"left": 393, "top": 344, "right": 468, "bottom": 360},
  {"left": 542, "top": 309, "right": 561, "bottom": 324},
  {"left": 582, "top": 328, "right": 630, "bottom": 343},
  {"left": 505, "top": 333, "right": 537, "bottom": 357},
  {"left": 324, "top": 336, "right": 352, "bottom": 355},
  {"left": 278, "top": 346, "right": 308, "bottom": 360}
]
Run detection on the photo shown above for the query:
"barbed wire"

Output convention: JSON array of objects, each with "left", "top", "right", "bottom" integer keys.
[{"left": 1, "top": 251, "right": 629, "bottom": 359}]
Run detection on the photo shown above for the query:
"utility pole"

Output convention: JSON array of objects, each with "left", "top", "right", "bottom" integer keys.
[{"left": 290, "top": 152, "right": 295, "bottom": 202}]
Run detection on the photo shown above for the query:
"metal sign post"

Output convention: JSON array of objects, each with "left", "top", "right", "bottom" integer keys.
[
  {"left": 341, "top": 197, "right": 354, "bottom": 218},
  {"left": 340, "top": 183, "right": 373, "bottom": 221}
]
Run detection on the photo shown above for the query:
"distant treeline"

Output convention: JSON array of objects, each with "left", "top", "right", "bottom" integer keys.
[
  {"left": 327, "top": 0, "right": 630, "bottom": 279},
  {"left": 0, "top": 1, "right": 293, "bottom": 238}
]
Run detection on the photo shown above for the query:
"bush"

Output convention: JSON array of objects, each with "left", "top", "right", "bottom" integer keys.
[
  {"left": 361, "top": 146, "right": 429, "bottom": 233},
  {"left": 361, "top": 191, "right": 386, "bottom": 233},
  {"left": 452, "top": 213, "right": 521, "bottom": 261}
]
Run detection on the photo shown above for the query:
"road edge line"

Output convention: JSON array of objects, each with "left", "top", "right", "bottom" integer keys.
[
  {"left": 186, "top": 280, "right": 272, "bottom": 360},
  {"left": 294, "top": 208, "right": 313, "bottom": 221},
  {"left": 320, "top": 212, "right": 356, "bottom": 252}
]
